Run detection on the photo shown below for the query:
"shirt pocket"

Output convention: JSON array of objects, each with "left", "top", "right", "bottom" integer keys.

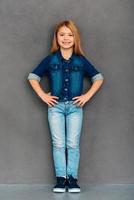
[
  {"left": 50, "top": 63, "right": 61, "bottom": 71},
  {"left": 70, "top": 65, "right": 83, "bottom": 71}
]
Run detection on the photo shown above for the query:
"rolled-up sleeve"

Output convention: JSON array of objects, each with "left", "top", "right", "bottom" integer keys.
[
  {"left": 81, "top": 56, "right": 104, "bottom": 83},
  {"left": 27, "top": 55, "right": 50, "bottom": 82}
]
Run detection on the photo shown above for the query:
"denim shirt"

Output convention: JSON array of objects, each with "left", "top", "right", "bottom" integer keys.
[{"left": 27, "top": 49, "right": 104, "bottom": 102}]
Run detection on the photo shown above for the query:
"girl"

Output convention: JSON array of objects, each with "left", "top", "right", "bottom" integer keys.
[{"left": 27, "top": 20, "right": 104, "bottom": 193}]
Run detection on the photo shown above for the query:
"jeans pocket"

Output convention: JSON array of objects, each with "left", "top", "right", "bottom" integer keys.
[
  {"left": 48, "top": 102, "right": 59, "bottom": 108},
  {"left": 71, "top": 102, "right": 80, "bottom": 108},
  {"left": 74, "top": 103, "right": 83, "bottom": 109}
]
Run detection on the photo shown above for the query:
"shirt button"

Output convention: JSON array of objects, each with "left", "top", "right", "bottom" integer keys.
[
  {"left": 65, "top": 78, "right": 68, "bottom": 81},
  {"left": 64, "top": 88, "right": 68, "bottom": 91},
  {"left": 65, "top": 69, "right": 69, "bottom": 72}
]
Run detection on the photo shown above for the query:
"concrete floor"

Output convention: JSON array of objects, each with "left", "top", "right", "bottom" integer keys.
[{"left": 0, "top": 184, "right": 134, "bottom": 200}]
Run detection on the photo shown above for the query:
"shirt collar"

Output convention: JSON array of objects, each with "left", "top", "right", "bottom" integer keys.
[{"left": 55, "top": 48, "right": 75, "bottom": 62}]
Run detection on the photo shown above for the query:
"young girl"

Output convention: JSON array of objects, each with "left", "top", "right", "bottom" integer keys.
[{"left": 27, "top": 20, "right": 104, "bottom": 193}]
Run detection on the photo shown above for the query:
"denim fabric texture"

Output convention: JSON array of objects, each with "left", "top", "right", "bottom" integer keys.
[
  {"left": 27, "top": 49, "right": 104, "bottom": 102},
  {"left": 27, "top": 49, "right": 104, "bottom": 179},
  {"left": 48, "top": 100, "right": 83, "bottom": 179}
]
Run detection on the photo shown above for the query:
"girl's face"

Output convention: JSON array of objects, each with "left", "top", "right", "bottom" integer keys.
[{"left": 57, "top": 26, "right": 75, "bottom": 49}]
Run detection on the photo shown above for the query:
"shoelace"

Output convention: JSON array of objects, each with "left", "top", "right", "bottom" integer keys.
[
  {"left": 57, "top": 177, "right": 66, "bottom": 184},
  {"left": 67, "top": 176, "right": 77, "bottom": 185}
]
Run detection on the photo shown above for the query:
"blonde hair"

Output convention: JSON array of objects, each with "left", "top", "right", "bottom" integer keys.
[{"left": 50, "top": 20, "right": 85, "bottom": 56}]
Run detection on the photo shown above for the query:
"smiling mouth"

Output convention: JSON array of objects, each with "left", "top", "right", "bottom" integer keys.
[{"left": 62, "top": 42, "right": 71, "bottom": 44}]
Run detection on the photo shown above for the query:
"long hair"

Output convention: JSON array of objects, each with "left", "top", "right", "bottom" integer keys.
[{"left": 50, "top": 20, "right": 85, "bottom": 56}]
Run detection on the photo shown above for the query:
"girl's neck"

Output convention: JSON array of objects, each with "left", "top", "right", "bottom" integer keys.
[{"left": 60, "top": 47, "right": 73, "bottom": 60}]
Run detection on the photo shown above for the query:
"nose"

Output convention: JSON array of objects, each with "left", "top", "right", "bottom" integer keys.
[{"left": 64, "top": 35, "right": 69, "bottom": 40}]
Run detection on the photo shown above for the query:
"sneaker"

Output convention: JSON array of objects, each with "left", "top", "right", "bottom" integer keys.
[
  {"left": 53, "top": 177, "right": 66, "bottom": 192},
  {"left": 67, "top": 175, "right": 81, "bottom": 193}
]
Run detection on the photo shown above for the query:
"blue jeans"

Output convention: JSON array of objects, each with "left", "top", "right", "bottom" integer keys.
[{"left": 47, "top": 100, "right": 83, "bottom": 179}]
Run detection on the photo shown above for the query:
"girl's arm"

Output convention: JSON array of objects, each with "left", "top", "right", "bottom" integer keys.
[
  {"left": 72, "top": 79, "right": 104, "bottom": 106},
  {"left": 85, "top": 79, "right": 104, "bottom": 100},
  {"left": 72, "top": 55, "right": 104, "bottom": 106},
  {"left": 28, "top": 79, "right": 47, "bottom": 99},
  {"left": 28, "top": 79, "right": 59, "bottom": 107}
]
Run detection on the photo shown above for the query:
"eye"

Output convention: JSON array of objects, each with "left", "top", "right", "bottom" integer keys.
[
  {"left": 59, "top": 33, "right": 64, "bottom": 36},
  {"left": 59, "top": 33, "right": 74, "bottom": 37}
]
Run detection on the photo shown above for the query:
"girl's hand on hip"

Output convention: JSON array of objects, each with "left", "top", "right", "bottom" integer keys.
[
  {"left": 40, "top": 92, "right": 59, "bottom": 107},
  {"left": 72, "top": 94, "right": 91, "bottom": 107}
]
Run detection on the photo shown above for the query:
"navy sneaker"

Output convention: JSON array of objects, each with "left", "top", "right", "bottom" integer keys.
[
  {"left": 53, "top": 177, "right": 66, "bottom": 192},
  {"left": 67, "top": 175, "right": 81, "bottom": 193}
]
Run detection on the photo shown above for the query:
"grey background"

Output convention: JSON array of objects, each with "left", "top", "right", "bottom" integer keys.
[{"left": 0, "top": 0, "right": 134, "bottom": 184}]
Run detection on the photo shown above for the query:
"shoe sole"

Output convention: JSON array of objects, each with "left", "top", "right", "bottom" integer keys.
[
  {"left": 68, "top": 188, "right": 81, "bottom": 193},
  {"left": 53, "top": 188, "right": 66, "bottom": 193}
]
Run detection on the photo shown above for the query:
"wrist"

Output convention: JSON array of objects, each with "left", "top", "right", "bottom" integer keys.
[
  {"left": 85, "top": 92, "right": 92, "bottom": 100},
  {"left": 38, "top": 90, "right": 47, "bottom": 98}
]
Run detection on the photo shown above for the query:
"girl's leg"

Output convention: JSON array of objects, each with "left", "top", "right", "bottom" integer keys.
[
  {"left": 66, "top": 104, "right": 83, "bottom": 179},
  {"left": 48, "top": 103, "right": 66, "bottom": 178}
]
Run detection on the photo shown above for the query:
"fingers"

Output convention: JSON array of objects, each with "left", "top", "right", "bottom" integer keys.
[
  {"left": 72, "top": 99, "right": 80, "bottom": 104},
  {"left": 47, "top": 93, "right": 59, "bottom": 99},
  {"left": 72, "top": 96, "right": 79, "bottom": 100},
  {"left": 48, "top": 102, "right": 56, "bottom": 107},
  {"left": 51, "top": 99, "right": 59, "bottom": 104},
  {"left": 48, "top": 103, "right": 53, "bottom": 107},
  {"left": 48, "top": 96, "right": 59, "bottom": 107},
  {"left": 48, "top": 100, "right": 57, "bottom": 107},
  {"left": 51, "top": 96, "right": 59, "bottom": 102},
  {"left": 72, "top": 96, "right": 81, "bottom": 104},
  {"left": 72, "top": 97, "right": 85, "bottom": 107},
  {"left": 47, "top": 92, "right": 51, "bottom": 95},
  {"left": 78, "top": 102, "right": 84, "bottom": 107},
  {"left": 51, "top": 96, "right": 59, "bottom": 99}
]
